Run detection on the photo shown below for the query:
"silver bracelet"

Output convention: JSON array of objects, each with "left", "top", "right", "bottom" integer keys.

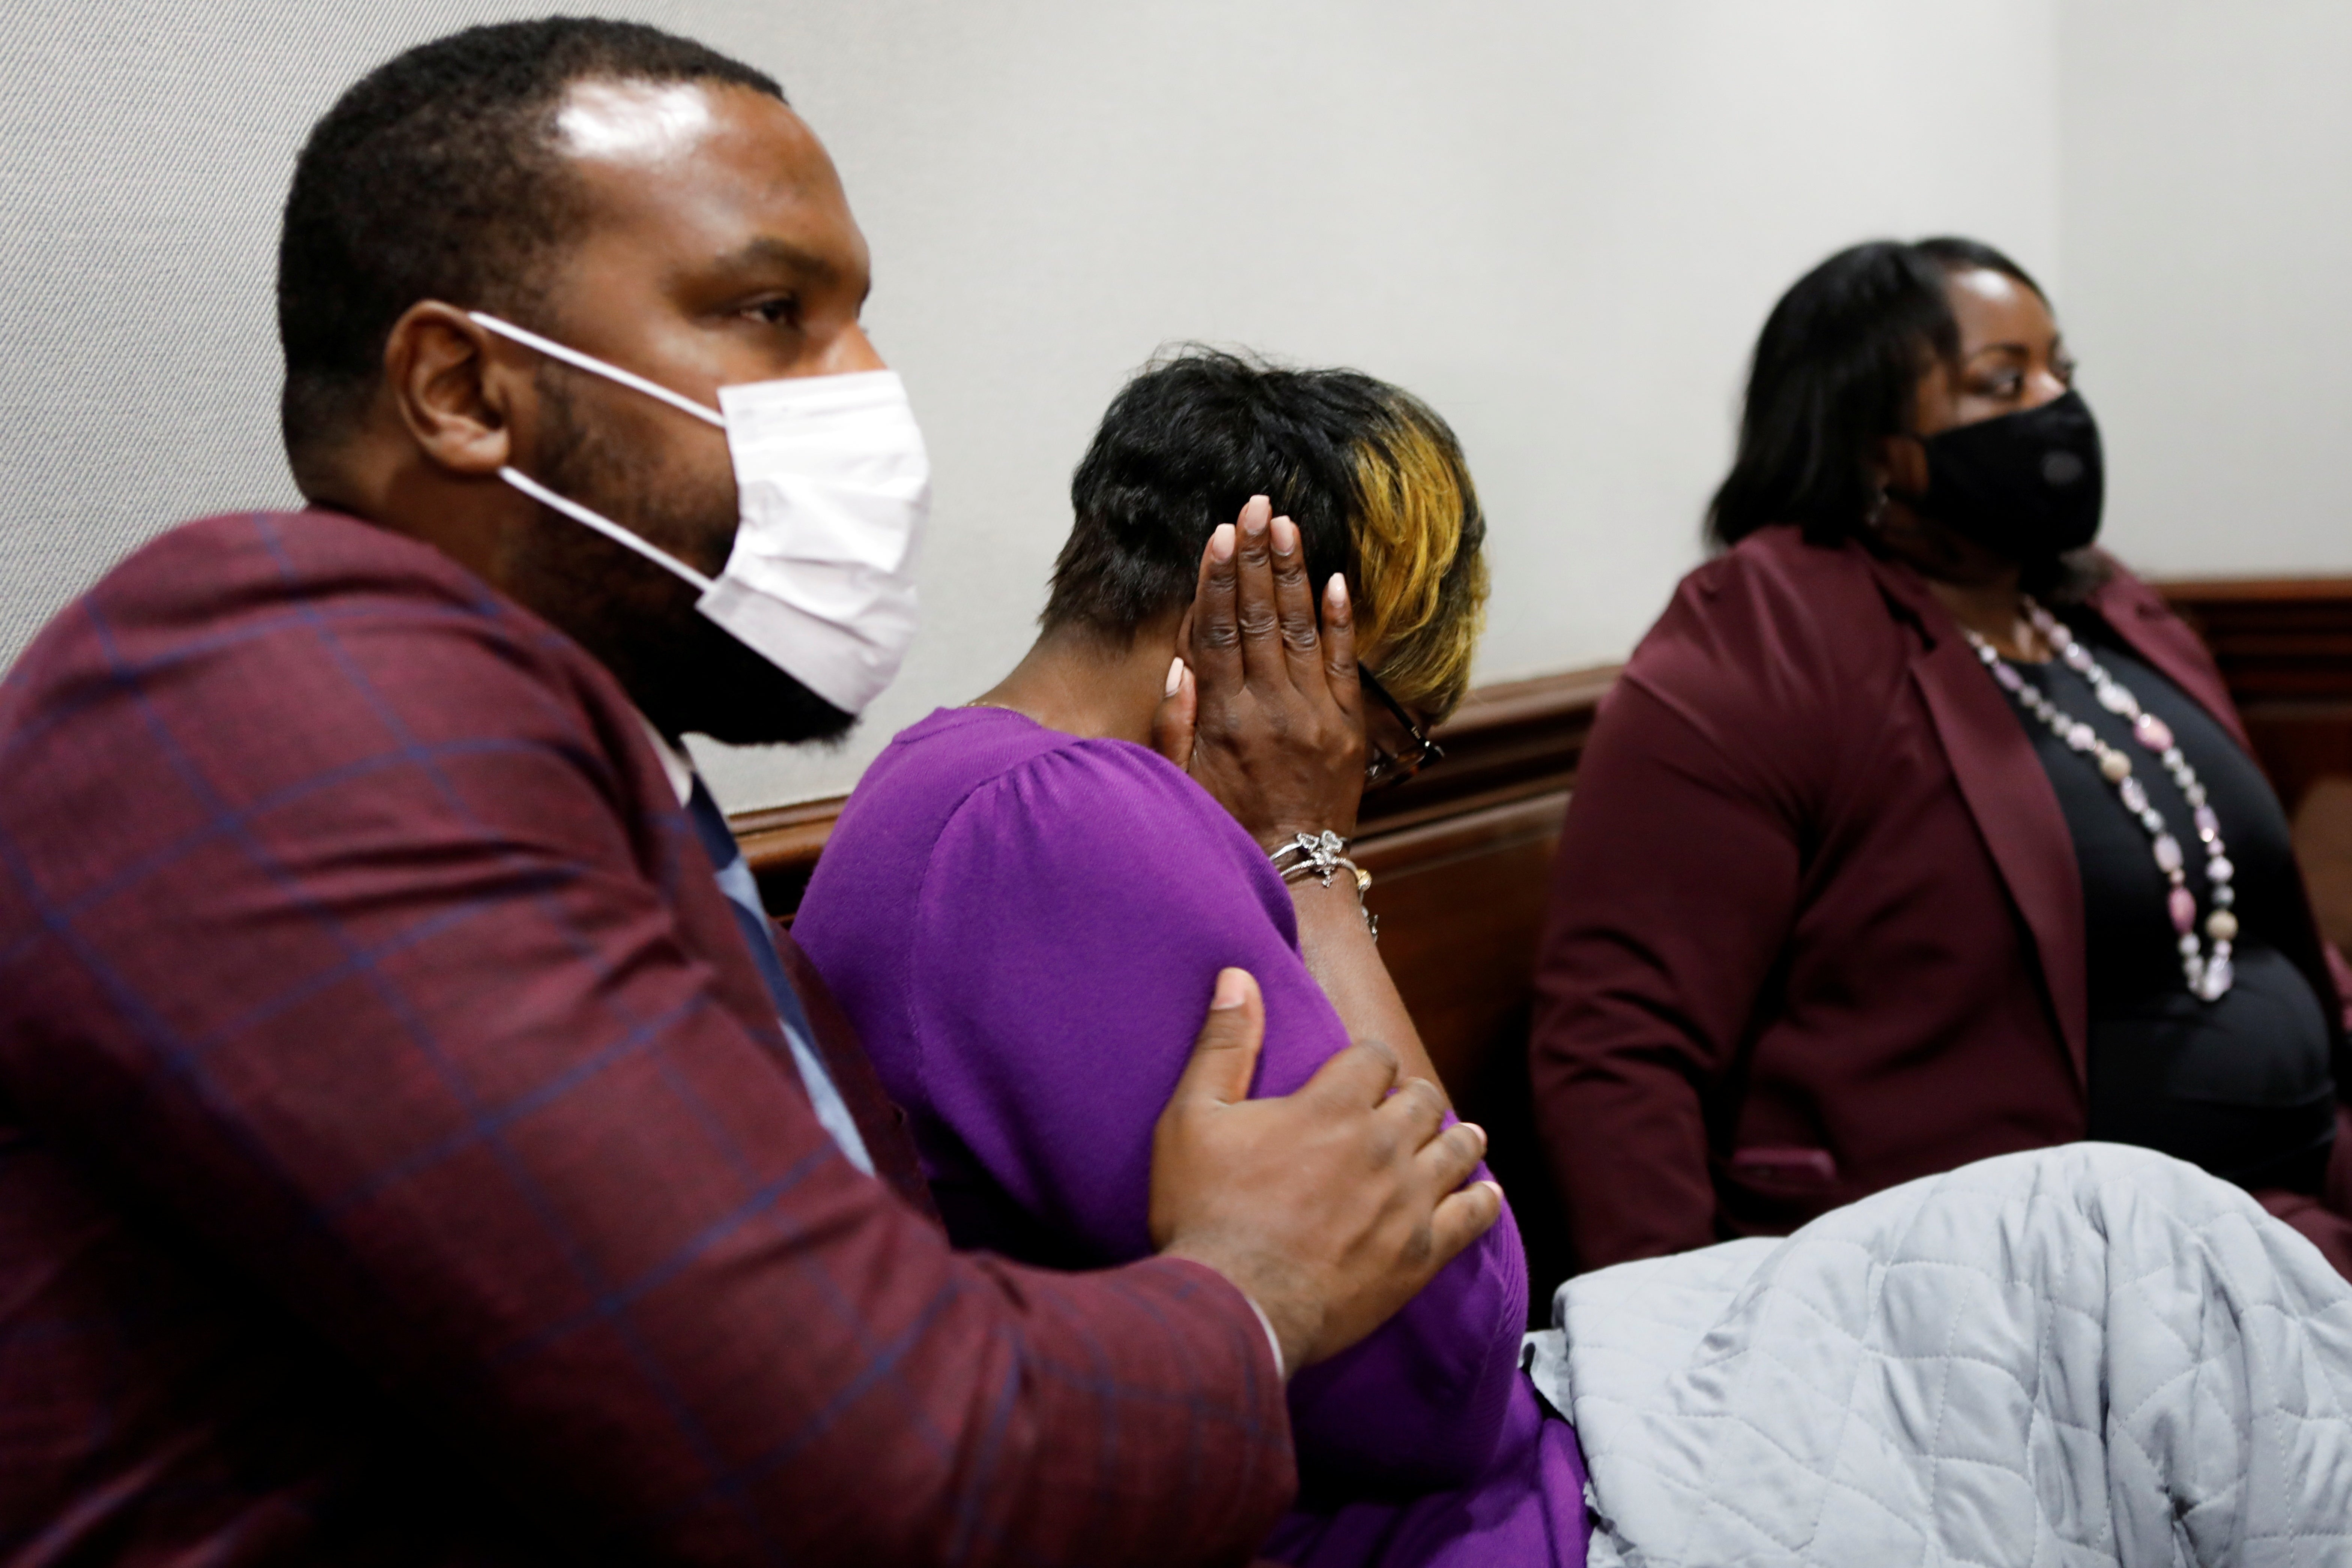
[
  {"left": 1269, "top": 830, "right": 1353, "bottom": 887},
  {"left": 1269, "top": 831, "right": 1379, "bottom": 942}
]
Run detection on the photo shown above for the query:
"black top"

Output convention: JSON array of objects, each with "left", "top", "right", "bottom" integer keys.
[{"left": 2006, "top": 614, "right": 2335, "bottom": 1192}]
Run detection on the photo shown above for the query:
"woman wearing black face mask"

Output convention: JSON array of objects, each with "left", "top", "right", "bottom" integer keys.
[{"left": 1530, "top": 236, "right": 2352, "bottom": 1281}]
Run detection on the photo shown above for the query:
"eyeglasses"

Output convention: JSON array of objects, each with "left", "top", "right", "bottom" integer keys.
[{"left": 1359, "top": 664, "right": 1443, "bottom": 790}]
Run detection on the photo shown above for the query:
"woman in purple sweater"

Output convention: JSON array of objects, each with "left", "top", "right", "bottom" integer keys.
[
  {"left": 793, "top": 350, "right": 2352, "bottom": 1566},
  {"left": 797, "top": 351, "right": 1590, "bottom": 1565}
]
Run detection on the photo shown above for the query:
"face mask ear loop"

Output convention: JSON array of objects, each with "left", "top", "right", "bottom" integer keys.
[
  {"left": 496, "top": 465, "right": 717, "bottom": 594},
  {"left": 468, "top": 312, "right": 728, "bottom": 430}
]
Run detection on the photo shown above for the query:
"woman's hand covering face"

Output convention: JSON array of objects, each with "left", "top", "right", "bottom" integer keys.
[{"left": 1152, "top": 495, "right": 1368, "bottom": 848}]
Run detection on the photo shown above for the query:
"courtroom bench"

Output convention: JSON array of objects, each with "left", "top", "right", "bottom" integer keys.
[{"left": 738, "top": 577, "right": 2352, "bottom": 1316}]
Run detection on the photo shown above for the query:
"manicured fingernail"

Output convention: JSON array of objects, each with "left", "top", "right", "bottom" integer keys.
[
  {"left": 1270, "top": 517, "right": 1297, "bottom": 556},
  {"left": 1209, "top": 524, "right": 1235, "bottom": 562},
  {"left": 1460, "top": 1122, "right": 1488, "bottom": 1155},
  {"left": 1242, "top": 506, "right": 1268, "bottom": 537},
  {"left": 1478, "top": 1180, "right": 1504, "bottom": 1203},
  {"left": 1326, "top": 574, "right": 1348, "bottom": 610},
  {"left": 1211, "top": 968, "right": 1249, "bottom": 1009},
  {"left": 1164, "top": 657, "right": 1185, "bottom": 696}
]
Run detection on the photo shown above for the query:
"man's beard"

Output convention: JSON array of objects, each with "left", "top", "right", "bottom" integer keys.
[{"left": 511, "top": 373, "right": 858, "bottom": 749}]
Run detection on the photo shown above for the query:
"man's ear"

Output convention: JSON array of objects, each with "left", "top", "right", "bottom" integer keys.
[{"left": 383, "top": 302, "right": 518, "bottom": 478}]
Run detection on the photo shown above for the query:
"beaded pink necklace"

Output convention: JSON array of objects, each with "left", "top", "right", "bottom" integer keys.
[{"left": 1966, "top": 597, "right": 2238, "bottom": 1001}]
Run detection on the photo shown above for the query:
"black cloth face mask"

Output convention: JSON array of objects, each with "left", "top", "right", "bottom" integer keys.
[{"left": 1895, "top": 388, "right": 2105, "bottom": 559}]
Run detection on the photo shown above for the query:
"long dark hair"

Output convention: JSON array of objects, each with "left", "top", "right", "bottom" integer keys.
[{"left": 1706, "top": 236, "right": 2045, "bottom": 550}]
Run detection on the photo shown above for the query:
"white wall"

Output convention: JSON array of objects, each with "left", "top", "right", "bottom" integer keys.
[
  {"left": 4, "top": 2, "right": 2066, "bottom": 809},
  {"left": 2056, "top": 0, "right": 2352, "bottom": 580}
]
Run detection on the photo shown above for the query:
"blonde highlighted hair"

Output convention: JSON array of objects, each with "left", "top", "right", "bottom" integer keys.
[
  {"left": 1047, "top": 347, "right": 1489, "bottom": 723},
  {"left": 1343, "top": 388, "right": 1489, "bottom": 719}
]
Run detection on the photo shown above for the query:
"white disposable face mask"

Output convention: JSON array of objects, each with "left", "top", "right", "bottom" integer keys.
[{"left": 470, "top": 312, "right": 929, "bottom": 715}]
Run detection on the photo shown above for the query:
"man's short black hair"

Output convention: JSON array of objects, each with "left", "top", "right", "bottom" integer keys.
[
  {"left": 1048, "top": 347, "right": 1489, "bottom": 716},
  {"left": 276, "top": 18, "right": 782, "bottom": 469}
]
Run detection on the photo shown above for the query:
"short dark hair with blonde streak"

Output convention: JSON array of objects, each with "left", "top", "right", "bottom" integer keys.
[{"left": 1045, "top": 347, "right": 1490, "bottom": 720}]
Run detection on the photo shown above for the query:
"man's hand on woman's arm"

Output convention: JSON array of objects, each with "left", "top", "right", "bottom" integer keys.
[
  {"left": 1149, "top": 967, "right": 1501, "bottom": 1375},
  {"left": 1143, "top": 495, "right": 1494, "bottom": 1368}
]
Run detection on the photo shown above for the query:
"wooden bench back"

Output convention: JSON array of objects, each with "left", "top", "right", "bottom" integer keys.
[{"left": 741, "top": 579, "right": 2352, "bottom": 1306}]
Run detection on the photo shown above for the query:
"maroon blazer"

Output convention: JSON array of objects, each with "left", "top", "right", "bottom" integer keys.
[
  {"left": 0, "top": 510, "right": 1292, "bottom": 1565},
  {"left": 1531, "top": 525, "right": 2352, "bottom": 1273}
]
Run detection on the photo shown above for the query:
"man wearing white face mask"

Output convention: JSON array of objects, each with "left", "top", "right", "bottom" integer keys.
[
  {"left": 468, "top": 310, "right": 929, "bottom": 719},
  {"left": 0, "top": 19, "right": 1498, "bottom": 1567}
]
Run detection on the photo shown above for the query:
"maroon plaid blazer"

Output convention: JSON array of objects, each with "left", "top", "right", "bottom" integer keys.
[{"left": 0, "top": 510, "right": 1293, "bottom": 1565}]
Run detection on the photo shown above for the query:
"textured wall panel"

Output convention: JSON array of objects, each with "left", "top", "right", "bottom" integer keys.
[
  {"left": 4, "top": 2, "right": 2065, "bottom": 810},
  {"left": 0, "top": 0, "right": 697, "bottom": 661}
]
